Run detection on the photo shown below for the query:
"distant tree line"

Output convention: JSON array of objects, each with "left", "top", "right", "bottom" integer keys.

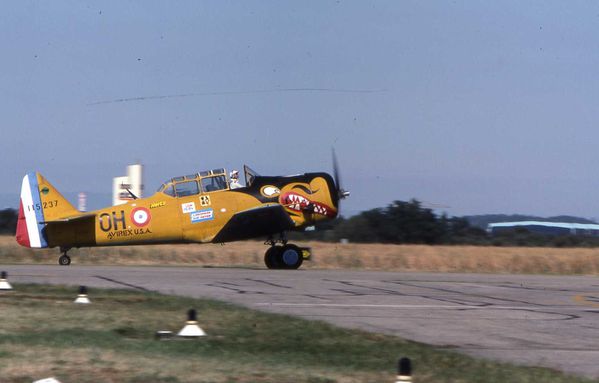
[
  {"left": 292, "top": 199, "right": 486, "bottom": 245},
  {"left": 0, "top": 209, "right": 17, "bottom": 235},
  {"left": 292, "top": 199, "right": 599, "bottom": 248},
  {"left": 3, "top": 202, "right": 599, "bottom": 247}
]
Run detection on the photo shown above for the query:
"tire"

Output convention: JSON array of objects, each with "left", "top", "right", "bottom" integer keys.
[
  {"left": 264, "top": 246, "right": 282, "bottom": 269},
  {"left": 59, "top": 255, "right": 71, "bottom": 266},
  {"left": 279, "top": 244, "right": 303, "bottom": 270}
]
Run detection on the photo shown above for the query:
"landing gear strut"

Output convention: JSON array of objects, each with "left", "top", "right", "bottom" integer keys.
[{"left": 58, "top": 248, "right": 71, "bottom": 266}]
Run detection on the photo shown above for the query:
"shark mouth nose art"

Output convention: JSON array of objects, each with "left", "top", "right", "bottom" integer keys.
[{"left": 280, "top": 192, "right": 336, "bottom": 217}]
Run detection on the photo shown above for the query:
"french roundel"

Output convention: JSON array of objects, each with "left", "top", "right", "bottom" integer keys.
[{"left": 131, "top": 207, "right": 151, "bottom": 227}]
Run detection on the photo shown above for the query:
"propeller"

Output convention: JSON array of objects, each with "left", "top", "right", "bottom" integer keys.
[{"left": 332, "top": 148, "right": 350, "bottom": 200}]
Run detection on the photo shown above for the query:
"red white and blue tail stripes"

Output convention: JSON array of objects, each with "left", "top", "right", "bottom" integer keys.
[{"left": 16, "top": 173, "right": 48, "bottom": 248}]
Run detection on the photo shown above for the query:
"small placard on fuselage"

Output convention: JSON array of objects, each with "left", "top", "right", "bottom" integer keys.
[{"left": 191, "top": 209, "right": 214, "bottom": 223}]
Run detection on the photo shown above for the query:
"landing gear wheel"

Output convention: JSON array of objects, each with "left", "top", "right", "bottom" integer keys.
[
  {"left": 279, "top": 244, "right": 303, "bottom": 270},
  {"left": 58, "top": 255, "right": 71, "bottom": 266},
  {"left": 264, "top": 246, "right": 282, "bottom": 269}
]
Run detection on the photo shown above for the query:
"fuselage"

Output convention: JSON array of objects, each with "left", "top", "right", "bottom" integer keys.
[{"left": 19, "top": 170, "right": 339, "bottom": 250}]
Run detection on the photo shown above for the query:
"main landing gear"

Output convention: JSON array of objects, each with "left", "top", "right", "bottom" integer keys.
[
  {"left": 264, "top": 244, "right": 304, "bottom": 270},
  {"left": 264, "top": 234, "right": 304, "bottom": 270},
  {"left": 58, "top": 248, "right": 71, "bottom": 266}
]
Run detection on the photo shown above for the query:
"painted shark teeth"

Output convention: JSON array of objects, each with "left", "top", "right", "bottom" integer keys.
[
  {"left": 314, "top": 205, "right": 327, "bottom": 215},
  {"left": 284, "top": 193, "right": 310, "bottom": 210},
  {"left": 281, "top": 192, "right": 334, "bottom": 217}
]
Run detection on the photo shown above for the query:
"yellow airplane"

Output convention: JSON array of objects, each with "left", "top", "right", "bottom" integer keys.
[{"left": 16, "top": 162, "right": 349, "bottom": 269}]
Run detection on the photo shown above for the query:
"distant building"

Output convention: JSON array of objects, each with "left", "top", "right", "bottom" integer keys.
[
  {"left": 77, "top": 192, "right": 87, "bottom": 212},
  {"left": 112, "top": 164, "right": 144, "bottom": 206},
  {"left": 487, "top": 221, "right": 599, "bottom": 236}
]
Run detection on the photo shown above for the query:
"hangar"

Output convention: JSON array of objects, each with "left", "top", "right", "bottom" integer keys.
[{"left": 487, "top": 221, "right": 599, "bottom": 236}]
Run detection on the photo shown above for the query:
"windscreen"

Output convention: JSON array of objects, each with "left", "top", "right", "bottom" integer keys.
[{"left": 243, "top": 165, "right": 259, "bottom": 187}]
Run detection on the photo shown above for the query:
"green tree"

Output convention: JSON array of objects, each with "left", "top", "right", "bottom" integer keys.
[{"left": 0, "top": 209, "right": 17, "bottom": 235}]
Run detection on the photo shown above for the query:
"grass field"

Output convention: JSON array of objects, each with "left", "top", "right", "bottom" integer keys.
[
  {"left": 1, "top": 284, "right": 597, "bottom": 383},
  {"left": 3, "top": 235, "right": 599, "bottom": 274}
]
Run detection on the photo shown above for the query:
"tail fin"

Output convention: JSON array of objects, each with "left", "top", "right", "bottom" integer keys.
[{"left": 16, "top": 172, "right": 79, "bottom": 248}]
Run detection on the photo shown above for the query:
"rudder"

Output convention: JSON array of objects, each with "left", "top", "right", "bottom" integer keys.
[{"left": 16, "top": 172, "right": 79, "bottom": 248}]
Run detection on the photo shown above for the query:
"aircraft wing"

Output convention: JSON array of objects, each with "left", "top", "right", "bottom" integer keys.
[
  {"left": 39, "top": 213, "right": 96, "bottom": 225},
  {"left": 212, "top": 204, "right": 295, "bottom": 243}
]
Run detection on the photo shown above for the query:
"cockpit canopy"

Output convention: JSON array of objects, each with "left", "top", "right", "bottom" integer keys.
[
  {"left": 157, "top": 168, "right": 228, "bottom": 198},
  {"left": 156, "top": 165, "right": 260, "bottom": 198}
]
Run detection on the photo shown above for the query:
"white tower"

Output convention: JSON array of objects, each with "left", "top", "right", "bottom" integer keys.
[
  {"left": 77, "top": 192, "right": 87, "bottom": 212},
  {"left": 127, "top": 164, "right": 144, "bottom": 200},
  {"left": 112, "top": 163, "right": 144, "bottom": 206}
]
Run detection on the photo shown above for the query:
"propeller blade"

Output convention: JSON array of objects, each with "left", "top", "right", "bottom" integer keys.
[
  {"left": 332, "top": 148, "right": 350, "bottom": 200},
  {"left": 332, "top": 148, "right": 340, "bottom": 191}
]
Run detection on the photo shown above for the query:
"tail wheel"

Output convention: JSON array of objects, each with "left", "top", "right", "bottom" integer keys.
[
  {"left": 264, "top": 246, "right": 282, "bottom": 269},
  {"left": 279, "top": 244, "right": 303, "bottom": 270}
]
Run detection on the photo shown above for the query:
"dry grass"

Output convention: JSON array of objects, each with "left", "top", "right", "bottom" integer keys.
[
  {"left": 3, "top": 235, "right": 599, "bottom": 274},
  {"left": 1, "top": 285, "right": 396, "bottom": 383}
]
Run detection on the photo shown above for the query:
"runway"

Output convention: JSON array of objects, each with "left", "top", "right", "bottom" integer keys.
[{"left": 3, "top": 265, "right": 599, "bottom": 378}]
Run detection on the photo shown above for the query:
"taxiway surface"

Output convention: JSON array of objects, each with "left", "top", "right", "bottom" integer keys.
[{"left": 3, "top": 265, "right": 599, "bottom": 378}]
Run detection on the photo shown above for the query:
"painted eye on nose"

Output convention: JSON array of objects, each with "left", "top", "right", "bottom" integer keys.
[{"left": 261, "top": 186, "right": 280, "bottom": 197}]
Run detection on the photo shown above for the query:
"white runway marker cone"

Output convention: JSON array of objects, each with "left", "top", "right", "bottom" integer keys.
[
  {"left": 155, "top": 330, "right": 174, "bottom": 340},
  {"left": 74, "top": 285, "right": 91, "bottom": 304},
  {"left": 33, "top": 377, "right": 62, "bottom": 383},
  {"left": 0, "top": 271, "right": 13, "bottom": 290},
  {"left": 177, "top": 309, "right": 206, "bottom": 337},
  {"left": 395, "top": 357, "right": 412, "bottom": 382}
]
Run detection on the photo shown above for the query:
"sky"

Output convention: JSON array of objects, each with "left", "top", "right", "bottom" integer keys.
[{"left": 2, "top": 1, "right": 599, "bottom": 218}]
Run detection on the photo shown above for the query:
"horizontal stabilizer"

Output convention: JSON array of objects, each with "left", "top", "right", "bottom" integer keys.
[{"left": 40, "top": 213, "right": 96, "bottom": 225}]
